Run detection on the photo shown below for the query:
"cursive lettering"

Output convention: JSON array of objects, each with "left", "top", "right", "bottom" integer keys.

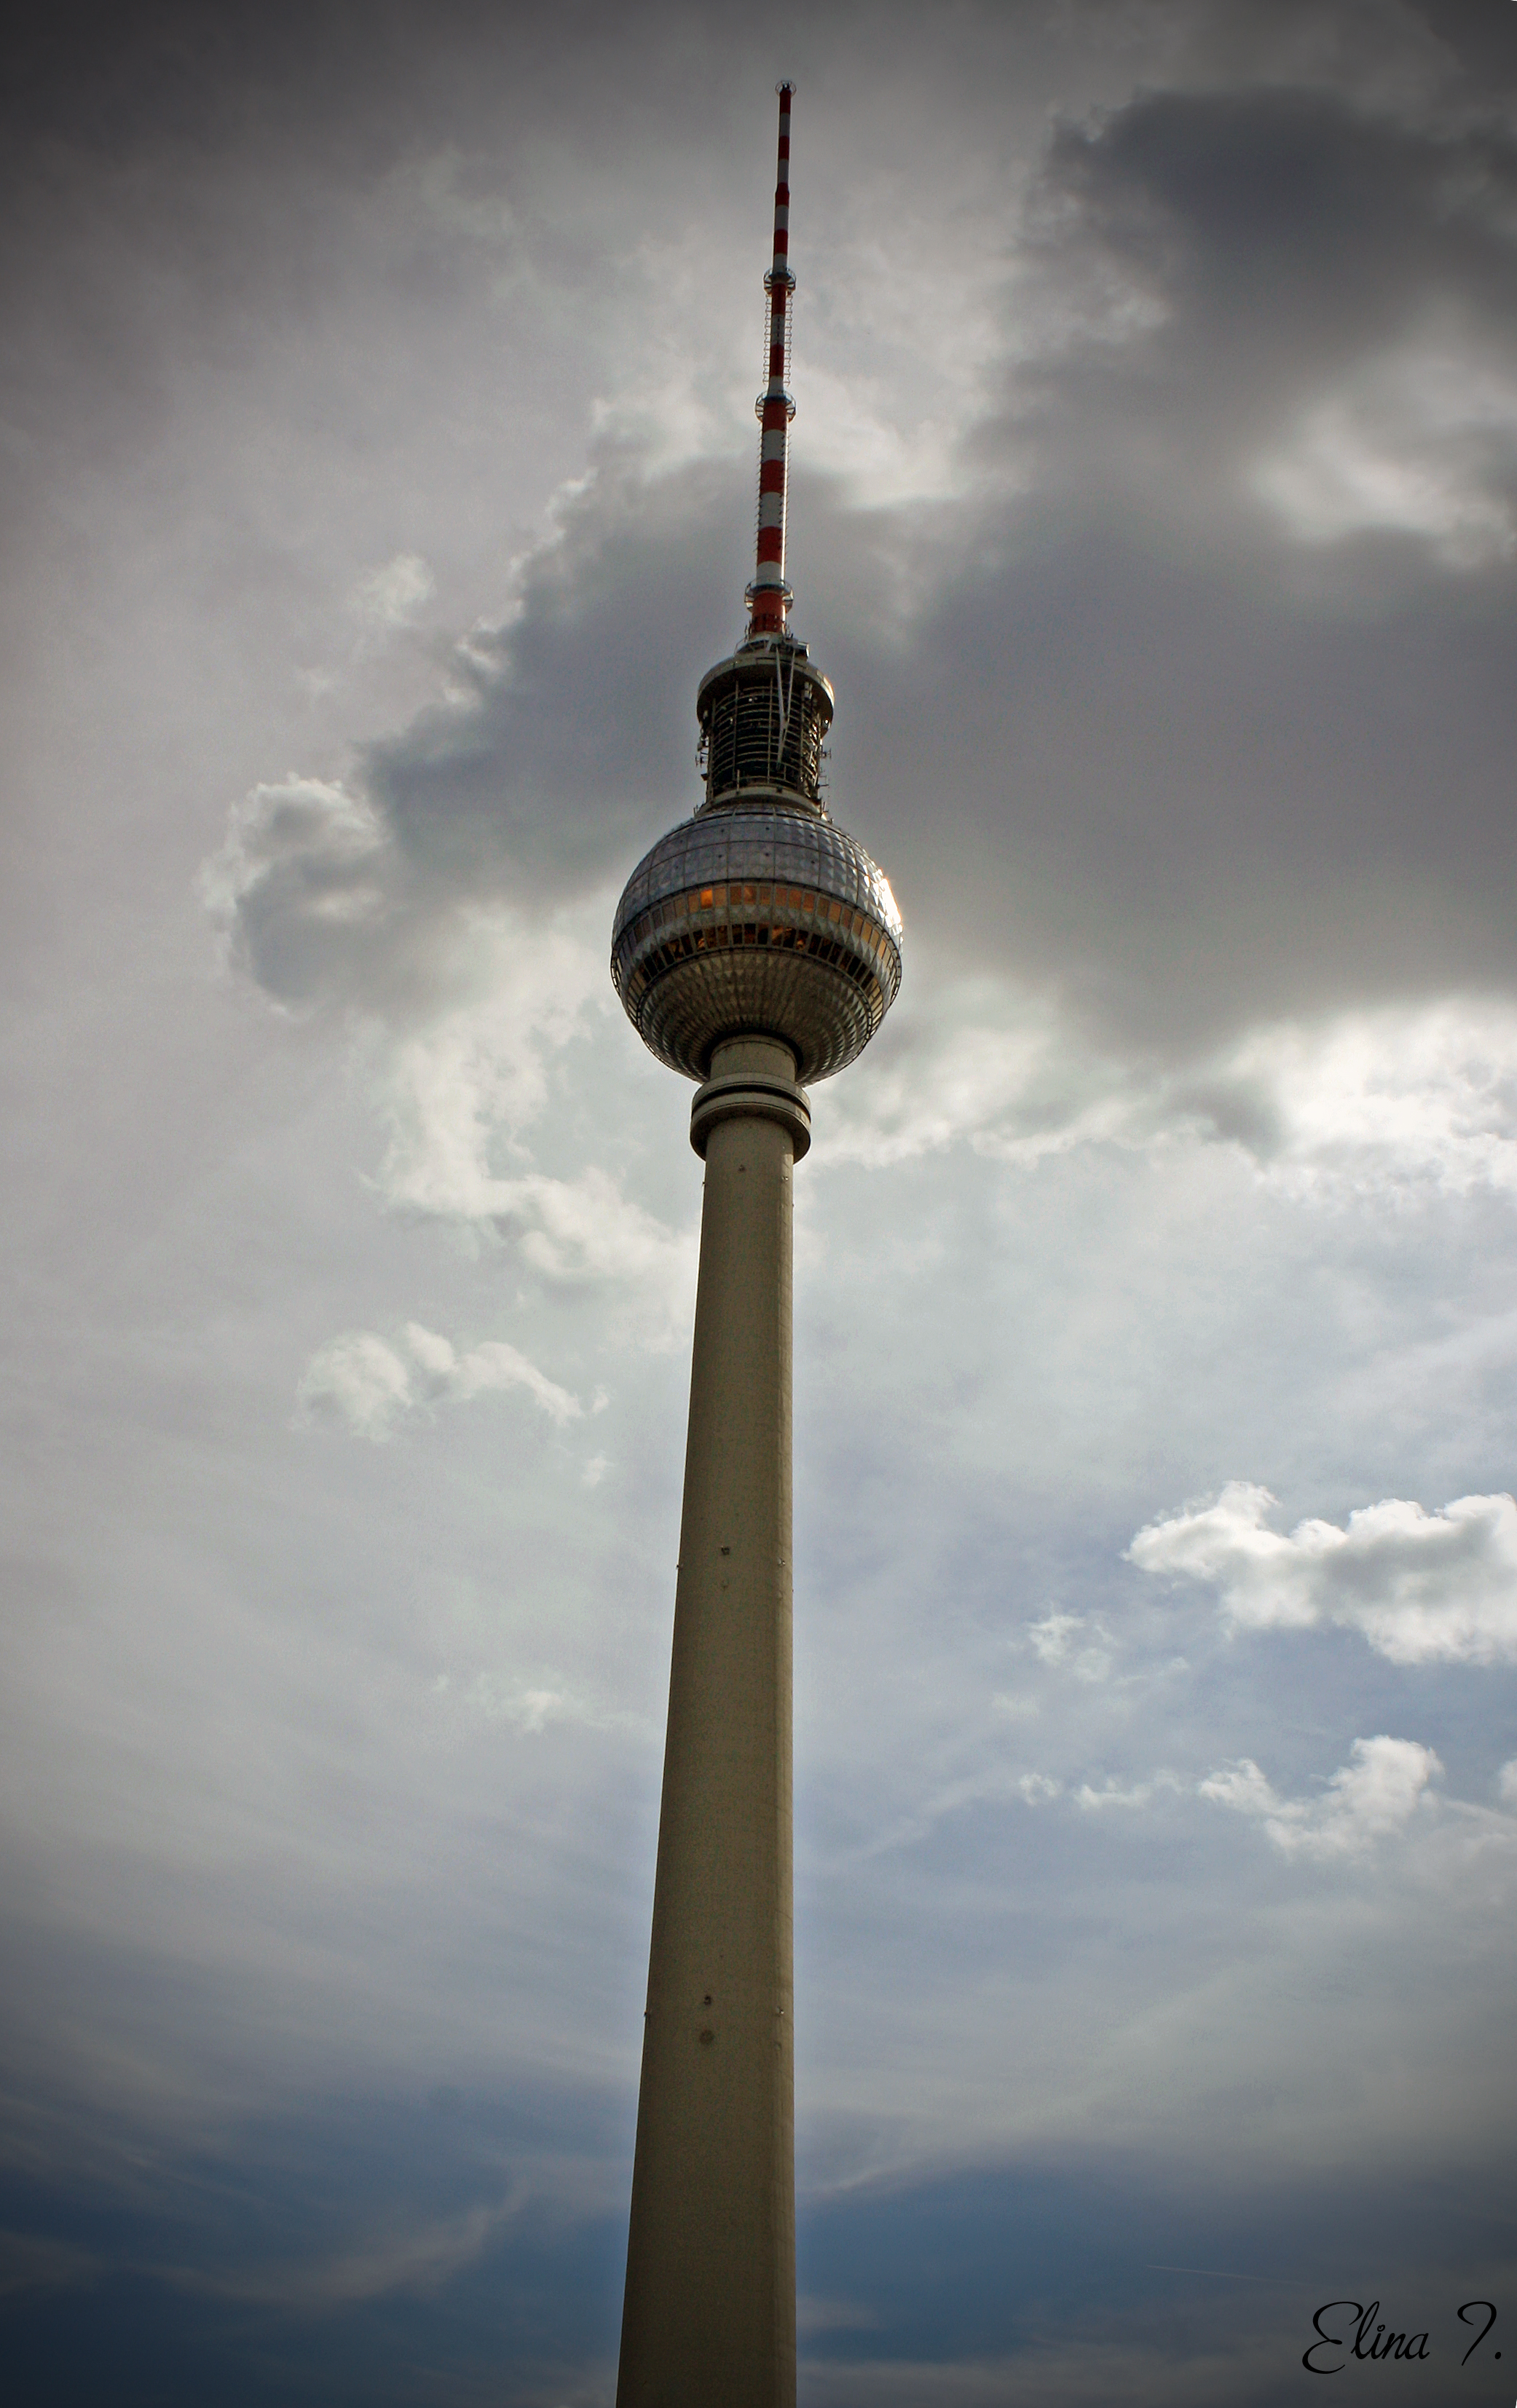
[
  {"left": 1305, "top": 2301, "right": 1360, "bottom": 2373},
  {"left": 1303, "top": 2298, "right": 1458, "bottom": 2369},
  {"left": 1349, "top": 2302, "right": 1427, "bottom": 2361},
  {"left": 1459, "top": 2301, "right": 1497, "bottom": 2366}
]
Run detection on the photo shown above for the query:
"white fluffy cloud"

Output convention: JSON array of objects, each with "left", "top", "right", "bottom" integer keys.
[
  {"left": 1015, "top": 1772, "right": 1060, "bottom": 1804},
  {"left": 204, "top": 777, "right": 697, "bottom": 1316},
  {"left": 1025, "top": 1611, "right": 1114, "bottom": 1682},
  {"left": 1251, "top": 337, "right": 1517, "bottom": 567},
  {"left": 1075, "top": 1772, "right": 1181, "bottom": 1812},
  {"left": 1200, "top": 1736, "right": 1443, "bottom": 1858},
  {"left": 824, "top": 982, "right": 1517, "bottom": 1205},
  {"left": 370, "top": 937, "right": 604, "bottom": 1214},
  {"left": 1129, "top": 1483, "right": 1517, "bottom": 1665},
  {"left": 347, "top": 551, "right": 436, "bottom": 631},
  {"left": 1222, "top": 1002, "right": 1517, "bottom": 1201},
  {"left": 201, "top": 775, "right": 393, "bottom": 1003},
  {"left": 296, "top": 1321, "right": 581, "bottom": 1440}
]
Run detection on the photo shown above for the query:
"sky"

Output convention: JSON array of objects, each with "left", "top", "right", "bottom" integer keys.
[{"left": 3, "top": 1, "right": 1516, "bottom": 2399}]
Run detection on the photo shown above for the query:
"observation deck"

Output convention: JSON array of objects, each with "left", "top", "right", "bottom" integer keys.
[
  {"left": 696, "top": 633, "right": 832, "bottom": 813},
  {"left": 611, "top": 633, "right": 901, "bottom": 1085}
]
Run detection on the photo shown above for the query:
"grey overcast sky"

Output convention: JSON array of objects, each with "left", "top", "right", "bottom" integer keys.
[{"left": 4, "top": 2, "right": 1517, "bottom": 2400}]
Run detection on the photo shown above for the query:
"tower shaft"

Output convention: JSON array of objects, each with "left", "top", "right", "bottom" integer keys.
[{"left": 615, "top": 1035, "right": 803, "bottom": 2408}]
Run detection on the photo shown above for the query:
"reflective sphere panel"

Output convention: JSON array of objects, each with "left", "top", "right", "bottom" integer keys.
[{"left": 612, "top": 805, "right": 903, "bottom": 1083}]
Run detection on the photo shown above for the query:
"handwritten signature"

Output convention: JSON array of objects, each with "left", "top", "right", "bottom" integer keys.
[{"left": 1305, "top": 2300, "right": 1499, "bottom": 2373}]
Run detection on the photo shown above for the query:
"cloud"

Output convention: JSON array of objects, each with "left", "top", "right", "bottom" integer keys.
[
  {"left": 1250, "top": 339, "right": 1517, "bottom": 565},
  {"left": 441, "top": 1677, "right": 577, "bottom": 1735},
  {"left": 295, "top": 1330, "right": 414, "bottom": 1440},
  {"left": 198, "top": 462, "right": 739, "bottom": 1272},
  {"left": 1129, "top": 1483, "right": 1517, "bottom": 1664},
  {"left": 296, "top": 1321, "right": 580, "bottom": 1440},
  {"left": 202, "top": 446, "right": 741, "bottom": 1025},
  {"left": 167, "top": 2194, "right": 514, "bottom": 2309},
  {"left": 205, "top": 785, "right": 685, "bottom": 1295},
  {"left": 358, "top": 971, "right": 698, "bottom": 1333},
  {"left": 1200, "top": 1735, "right": 1443, "bottom": 1857},
  {"left": 1023, "top": 87, "right": 1517, "bottom": 499},
  {"left": 202, "top": 776, "right": 395, "bottom": 1008},
  {"left": 347, "top": 551, "right": 436, "bottom": 631},
  {"left": 797, "top": 2293, "right": 881, "bottom": 2337},
  {"left": 1027, "top": 1611, "right": 1082, "bottom": 1665},
  {"left": 368, "top": 932, "right": 604, "bottom": 1189},
  {"left": 1215, "top": 1000, "right": 1517, "bottom": 1199},
  {"left": 818, "top": 978, "right": 1132, "bottom": 1172},
  {"left": 1075, "top": 1773, "right": 1181, "bottom": 1811},
  {"left": 1016, "top": 1772, "right": 1060, "bottom": 1804},
  {"left": 821, "top": 966, "right": 1517, "bottom": 1220},
  {"left": 402, "top": 1322, "right": 580, "bottom": 1419},
  {"left": 1026, "top": 1611, "right": 1114, "bottom": 1681},
  {"left": 828, "top": 82, "right": 1517, "bottom": 1051},
  {"left": 0, "top": 2230, "right": 98, "bottom": 2301},
  {"left": 1500, "top": 1760, "right": 1517, "bottom": 1808}
]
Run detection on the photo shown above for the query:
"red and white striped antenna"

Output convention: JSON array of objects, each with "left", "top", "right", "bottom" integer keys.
[{"left": 746, "top": 82, "right": 797, "bottom": 640}]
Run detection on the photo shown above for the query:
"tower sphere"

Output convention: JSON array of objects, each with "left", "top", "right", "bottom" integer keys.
[{"left": 610, "top": 631, "right": 902, "bottom": 1084}]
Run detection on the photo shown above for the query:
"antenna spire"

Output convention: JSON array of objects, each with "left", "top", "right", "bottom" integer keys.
[{"left": 746, "top": 82, "right": 796, "bottom": 639}]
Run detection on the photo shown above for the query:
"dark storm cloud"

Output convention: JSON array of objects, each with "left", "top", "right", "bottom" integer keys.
[
  {"left": 6, "top": 2120, "right": 1508, "bottom": 2403},
  {"left": 1034, "top": 85, "right": 1517, "bottom": 433},
  {"left": 363, "top": 453, "right": 744, "bottom": 900},
  {"left": 836, "top": 82, "right": 1517, "bottom": 1049},
  {"left": 212, "top": 449, "right": 746, "bottom": 1014},
  {"left": 839, "top": 504, "right": 1517, "bottom": 1046},
  {"left": 1403, "top": 0, "right": 1517, "bottom": 98},
  {"left": 0, "top": 0, "right": 631, "bottom": 157}
]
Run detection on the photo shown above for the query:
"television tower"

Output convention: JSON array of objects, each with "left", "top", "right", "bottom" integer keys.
[{"left": 610, "top": 84, "right": 902, "bottom": 2407}]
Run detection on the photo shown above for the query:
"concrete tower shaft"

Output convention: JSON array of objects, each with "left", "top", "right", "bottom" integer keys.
[{"left": 615, "top": 1032, "right": 801, "bottom": 2408}]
